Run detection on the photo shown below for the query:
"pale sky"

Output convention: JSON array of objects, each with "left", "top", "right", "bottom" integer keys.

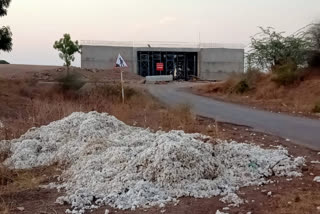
[{"left": 1, "top": 0, "right": 319, "bottom": 66}]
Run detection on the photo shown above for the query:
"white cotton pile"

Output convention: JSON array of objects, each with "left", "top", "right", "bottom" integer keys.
[
  {"left": 216, "top": 210, "right": 229, "bottom": 214},
  {"left": 0, "top": 120, "right": 4, "bottom": 129},
  {"left": 1, "top": 112, "right": 305, "bottom": 214},
  {"left": 314, "top": 176, "right": 320, "bottom": 183}
]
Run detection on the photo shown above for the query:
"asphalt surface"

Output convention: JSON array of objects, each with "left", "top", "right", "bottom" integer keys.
[{"left": 148, "top": 83, "right": 320, "bottom": 150}]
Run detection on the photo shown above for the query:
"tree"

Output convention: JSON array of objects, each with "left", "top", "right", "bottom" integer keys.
[
  {"left": 0, "top": 0, "right": 13, "bottom": 53},
  {"left": 53, "top": 34, "right": 81, "bottom": 74},
  {"left": 307, "top": 22, "right": 320, "bottom": 50},
  {"left": 247, "top": 27, "right": 310, "bottom": 71},
  {"left": 306, "top": 22, "right": 320, "bottom": 68}
]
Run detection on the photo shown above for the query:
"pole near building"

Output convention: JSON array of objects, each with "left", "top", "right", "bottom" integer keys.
[{"left": 115, "top": 54, "right": 128, "bottom": 104}]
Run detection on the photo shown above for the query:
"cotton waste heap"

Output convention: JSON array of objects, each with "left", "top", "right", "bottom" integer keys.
[{"left": 1, "top": 112, "right": 305, "bottom": 214}]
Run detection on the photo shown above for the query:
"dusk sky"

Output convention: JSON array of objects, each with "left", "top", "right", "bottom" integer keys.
[{"left": 1, "top": 0, "right": 319, "bottom": 66}]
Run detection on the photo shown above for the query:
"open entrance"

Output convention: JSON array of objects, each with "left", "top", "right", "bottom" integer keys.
[{"left": 137, "top": 51, "right": 198, "bottom": 80}]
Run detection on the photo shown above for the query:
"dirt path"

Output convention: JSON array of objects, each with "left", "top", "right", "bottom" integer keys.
[{"left": 147, "top": 82, "right": 320, "bottom": 150}]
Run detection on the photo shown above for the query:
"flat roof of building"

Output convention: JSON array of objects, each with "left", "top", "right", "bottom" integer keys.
[{"left": 81, "top": 40, "right": 245, "bottom": 49}]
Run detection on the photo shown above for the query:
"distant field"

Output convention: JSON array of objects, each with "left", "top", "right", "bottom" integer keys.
[
  {"left": 0, "top": 64, "right": 144, "bottom": 83},
  {"left": 0, "top": 64, "right": 61, "bottom": 79}
]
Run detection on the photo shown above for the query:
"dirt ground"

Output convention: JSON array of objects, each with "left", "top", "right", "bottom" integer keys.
[
  {"left": 0, "top": 65, "right": 320, "bottom": 214},
  {"left": 2, "top": 119, "right": 320, "bottom": 214}
]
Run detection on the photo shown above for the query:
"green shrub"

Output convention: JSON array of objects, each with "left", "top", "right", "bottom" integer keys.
[
  {"left": 57, "top": 73, "right": 85, "bottom": 91},
  {"left": 0, "top": 60, "right": 9, "bottom": 64},
  {"left": 312, "top": 101, "right": 320, "bottom": 113},
  {"left": 308, "top": 51, "right": 320, "bottom": 68},
  {"left": 234, "top": 79, "right": 250, "bottom": 94},
  {"left": 272, "top": 61, "right": 300, "bottom": 86}
]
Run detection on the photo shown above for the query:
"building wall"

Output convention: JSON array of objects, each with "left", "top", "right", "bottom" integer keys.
[
  {"left": 81, "top": 45, "right": 134, "bottom": 72},
  {"left": 199, "top": 48, "right": 244, "bottom": 80},
  {"left": 81, "top": 45, "right": 244, "bottom": 80}
]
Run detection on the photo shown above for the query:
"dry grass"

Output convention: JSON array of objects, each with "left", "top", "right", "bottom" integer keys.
[
  {"left": 0, "top": 163, "right": 60, "bottom": 196},
  {"left": 200, "top": 69, "right": 266, "bottom": 95},
  {"left": 159, "top": 104, "right": 196, "bottom": 132},
  {"left": 0, "top": 79, "right": 209, "bottom": 200},
  {"left": 196, "top": 69, "right": 320, "bottom": 115},
  {"left": 0, "top": 80, "right": 206, "bottom": 141},
  {"left": 199, "top": 74, "right": 243, "bottom": 94},
  {"left": 0, "top": 197, "right": 12, "bottom": 214}
]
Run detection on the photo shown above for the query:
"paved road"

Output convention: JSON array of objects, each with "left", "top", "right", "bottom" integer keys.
[{"left": 148, "top": 83, "right": 320, "bottom": 150}]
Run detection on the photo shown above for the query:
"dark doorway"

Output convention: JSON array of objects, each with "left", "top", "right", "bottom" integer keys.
[{"left": 137, "top": 51, "right": 198, "bottom": 80}]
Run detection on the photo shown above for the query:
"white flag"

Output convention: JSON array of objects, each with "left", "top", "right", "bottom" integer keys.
[{"left": 115, "top": 54, "right": 128, "bottom": 68}]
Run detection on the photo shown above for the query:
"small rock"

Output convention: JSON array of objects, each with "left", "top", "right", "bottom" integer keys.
[
  {"left": 105, "top": 209, "right": 110, "bottom": 214},
  {"left": 267, "top": 191, "right": 272, "bottom": 196},
  {"left": 311, "top": 161, "right": 320, "bottom": 164},
  {"left": 286, "top": 139, "right": 290, "bottom": 142},
  {"left": 222, "top": 207, "right": 230, "bottom": 210},
  {"left": 17, "top": 207, "right": 25, "bottom": 211},
  {"left": 160, "top": 210, "right": 166, "bottom": 213}
]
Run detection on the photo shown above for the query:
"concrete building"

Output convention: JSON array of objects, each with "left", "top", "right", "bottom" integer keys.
[{"left": 81, "top": 41, "right": 244, "bottom": 81}]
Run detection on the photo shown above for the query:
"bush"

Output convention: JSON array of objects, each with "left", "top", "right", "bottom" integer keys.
[
  {"left": 308, "top": 51, "right": 320, "bottom": 68},
  {"left": 247, "top": 27, "right": 310, "bottom": 70},
  {"left": 57, "top": 73, "right": 85, "bottom": 91},
  {"left": 0, "top": 60, "right": 9, "bottom": 64},
  {"left": 312, "top": 101, "right": 320, "bottom": 113},
  {"left": 200, "top": 69, "right": 264, "bottom": 95},
  {"left": 234, "top": 79, "right": 250, "bottom": 94},
  {"left": 272, "top": 61, "right": 300, "bottom": 86}
]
